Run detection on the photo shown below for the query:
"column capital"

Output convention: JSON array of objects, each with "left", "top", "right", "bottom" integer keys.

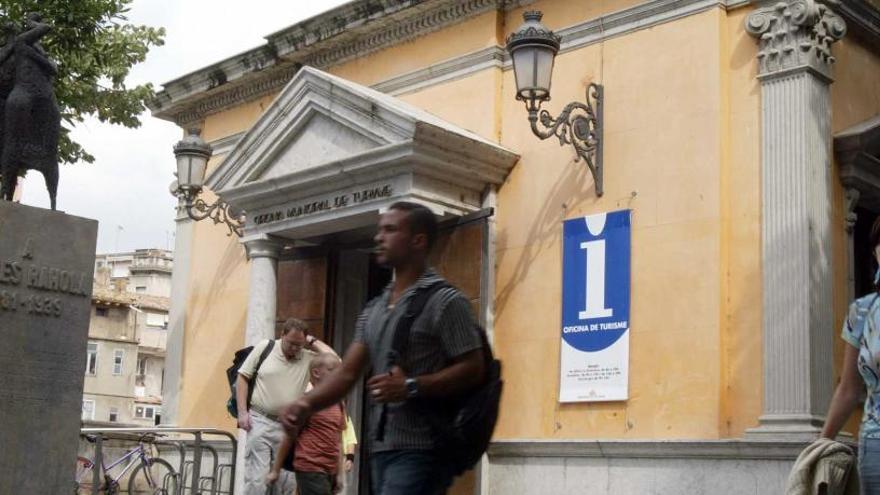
[
  {"left": 746, "top": 0, "right": 847, "bottom": 81},
  {"left": 243, "top": 236, "right": 282, "bottom": 260}
]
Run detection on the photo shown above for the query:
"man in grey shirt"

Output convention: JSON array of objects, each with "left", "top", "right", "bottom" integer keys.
[{"left": 280, "top": 201, "right": 486, "bottom": 495}]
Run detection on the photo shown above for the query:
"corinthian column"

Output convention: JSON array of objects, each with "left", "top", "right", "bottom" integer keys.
[{"left": 745, "top": 0, "right": 846, "bottom": 438}]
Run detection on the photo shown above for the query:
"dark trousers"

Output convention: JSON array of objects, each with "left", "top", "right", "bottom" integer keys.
[
  {"left": 370, "top": 450, "right": 454, "bottom": 495},
  {"left": 295, "top": 471, "right": 335, "bottom": 495}
]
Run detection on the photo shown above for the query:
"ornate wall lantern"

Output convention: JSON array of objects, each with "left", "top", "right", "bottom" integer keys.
[
  {"left": 172, "top": 129, "right": 244, "bottom": 237},
  {"left": 506, "top": 11, "right": 604, "bottom": 196}
]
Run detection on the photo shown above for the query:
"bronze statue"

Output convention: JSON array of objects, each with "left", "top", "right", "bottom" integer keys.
[
  {"left": 0, "top": 14, "right": 61, "bottom": 210},
  {"left": 0, "top": 22, "right": 16, "bottom": 198}
]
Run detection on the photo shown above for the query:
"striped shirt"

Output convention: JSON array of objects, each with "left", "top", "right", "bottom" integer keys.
[{"left": 353, "top": 269, "right": 482, "bottom": 452}]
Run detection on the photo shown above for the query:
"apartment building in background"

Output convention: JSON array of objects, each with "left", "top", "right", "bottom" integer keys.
[{"left": 82, "top": 249, "right": 171, "bottom": 426}]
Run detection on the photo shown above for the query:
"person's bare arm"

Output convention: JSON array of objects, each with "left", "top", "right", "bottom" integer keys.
[
  {"left": 367, "top": 349, "right": 485, "bottom": 403},
  {"left": 821, "top": 344, "right": 863, "bottom": 439},
  {"left": 235, "top": 374, "right": 251, "bottom": 431},
  {"left": 307, "top": 336, "right": 338, "bottom": 357},
  {"left": 335, "top": 430, "right": 345, "bottom": 493},
  {"left": 267, "top": 434, "right": 293, "bottom": 485},
  {"left": 280, "top": 342, "right": 370, "bottom": 433}
]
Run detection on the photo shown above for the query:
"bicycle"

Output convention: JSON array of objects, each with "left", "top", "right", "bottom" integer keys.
[{"left": 74, "top": 433, "right": 178, "bottom": 494}]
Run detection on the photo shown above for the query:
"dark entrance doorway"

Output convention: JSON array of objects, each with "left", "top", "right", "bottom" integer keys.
[
  {"left": 853, "top": 206, "right": 880, "bottom": 299},
  {"left": 273, "top": 211, "right": 490, "bottom": 495},
  {"left": 273, "top": 241, "right": 390, "bottom": 495},
  {"left": 330, "top": 246, "right": 389, "bottom": 495}
]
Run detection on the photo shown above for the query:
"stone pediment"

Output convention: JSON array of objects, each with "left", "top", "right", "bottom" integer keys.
[
  {"left": 255, "top": 111, "right": 379, "bottom": 180},
  {"left": 208, "top": 66, "right": 519, "bottom": 240}
]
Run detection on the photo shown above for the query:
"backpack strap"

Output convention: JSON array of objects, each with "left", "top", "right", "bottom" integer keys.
[
  {"left": 376, "top": 282, "right": 449, "bottom": 442},
  {"left": 388, "top": 282, "right": 450, "bottom": 368},
  {"left": 246, "top": 339, "right": 275, "bottom": 410},
  {"left": 255, "top": 339, "right": 275, "bottom": 375}
]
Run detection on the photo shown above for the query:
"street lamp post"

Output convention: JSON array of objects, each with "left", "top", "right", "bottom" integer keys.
[
  {"left": 172, "top": 129, "right": 244, "bottom": 237},
  {"left": 506, "top": 11, "right": 604, "bottom": 196}
]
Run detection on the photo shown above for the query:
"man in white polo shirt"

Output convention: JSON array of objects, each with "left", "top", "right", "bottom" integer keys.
[{"left": 237, "top": 318, "right": 335, "bottom": 495}]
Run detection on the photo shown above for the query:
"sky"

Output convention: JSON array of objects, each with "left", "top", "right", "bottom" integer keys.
[{"left": 18, "top": 0, "right": 350, "bottom": 254}]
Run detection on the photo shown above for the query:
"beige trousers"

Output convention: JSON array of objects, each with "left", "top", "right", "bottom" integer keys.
[{"left": 244, "top": 411, "right": 296, "bottom": 495}]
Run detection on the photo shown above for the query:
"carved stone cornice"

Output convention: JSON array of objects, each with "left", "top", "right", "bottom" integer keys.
[
  {"left": 158, "top": 0, "right": 749, "bottom": 129},
  {"left": 835, "top": 0, "right": 880, "bottom": 52},
  {"left": 274, "top": 0, "right": 523, "bottom": 68},
  {"left": 161, "top": 65, "right": 301, "bottom": 127},
  {"left": 150, "top": 0, "right": 770, "bottom": 127},
  {"left": 149, "top": 0, "right": 532, "bottom": 126},
  {"left": 746, "top": 0, "right": 847, "bottom": 80},
  {"left": 836, "top": 115, "right": 880, "bottom": 213}
]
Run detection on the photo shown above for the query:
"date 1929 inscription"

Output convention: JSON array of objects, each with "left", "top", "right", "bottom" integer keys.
[{"left": 0, "top": 239, "right": 91, "bottom": 318}]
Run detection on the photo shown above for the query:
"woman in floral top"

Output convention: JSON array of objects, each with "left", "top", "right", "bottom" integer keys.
[{"left": 823, "top": 217, "right": 880, "bottom": 492}]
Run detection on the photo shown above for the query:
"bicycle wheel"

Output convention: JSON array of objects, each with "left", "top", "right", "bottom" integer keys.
[{"left": 127, "top": 458, "right": 177, "bottom": 495}]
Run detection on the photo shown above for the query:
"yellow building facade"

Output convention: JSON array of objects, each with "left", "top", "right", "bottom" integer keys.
[{"left": 149, "top": 0, "right": 880, "bottom": 492}]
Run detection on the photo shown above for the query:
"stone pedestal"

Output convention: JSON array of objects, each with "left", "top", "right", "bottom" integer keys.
[{"left": 0, "top": 201, "right": 98, "bottom": 493}]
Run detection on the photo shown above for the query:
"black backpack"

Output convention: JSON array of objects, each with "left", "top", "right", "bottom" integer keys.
[
  {"left": 225, "top": 339, "right": 275, "bottom": 418},
  {"left": 384, "top": 282, "right": 503, "bottom": 475}
]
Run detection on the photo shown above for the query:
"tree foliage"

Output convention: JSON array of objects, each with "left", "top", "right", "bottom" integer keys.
[{"left": 0, "top": 0, "right": 164, "bottom": 164}]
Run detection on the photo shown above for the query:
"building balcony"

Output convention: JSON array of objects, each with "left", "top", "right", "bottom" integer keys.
[{"left": 129, "top": 262, "right": 172, "bottom": 274}]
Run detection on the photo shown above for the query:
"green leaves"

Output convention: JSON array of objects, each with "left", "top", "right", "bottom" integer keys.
[{"left": 0, "top": 0, "right": 165, "bottom": 165}]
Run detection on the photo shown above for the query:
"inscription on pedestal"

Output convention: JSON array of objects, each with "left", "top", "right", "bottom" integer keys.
[{"left": 0, "top": 201, "right": 98, "bottom": 493}]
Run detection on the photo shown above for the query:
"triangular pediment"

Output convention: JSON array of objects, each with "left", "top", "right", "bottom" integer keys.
[
  {"left": 255, "top": 110, "right": 380, "bottom": 180},
  {"left": 209, "top": 66, "right": 516, "bottom": 193},
  {"left": 206, "top": 66, "right": 519, "bottom": 239},
  {"left": 209, "top": 66, "right": 429, "bottom": 192}
]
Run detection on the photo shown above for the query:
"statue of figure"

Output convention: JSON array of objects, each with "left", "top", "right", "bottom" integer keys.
[
  {"left": 0, "top": 22, "right": 16, "bottom": 197},
  {"left": 0, "top": 13, "right": 61, "bottom": 210}
]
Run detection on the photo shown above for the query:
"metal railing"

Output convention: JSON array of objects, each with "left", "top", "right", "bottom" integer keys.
[{"left": 80, "top": 426, "right": 237, "bottom": 495}]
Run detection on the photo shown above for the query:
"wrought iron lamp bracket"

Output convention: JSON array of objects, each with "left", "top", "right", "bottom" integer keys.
[
  {"left": 520, "top": 83, "right": 604, "bottom": 196},
  {"left": 179, "top": 188, "right": 244, "bottom": 237}
]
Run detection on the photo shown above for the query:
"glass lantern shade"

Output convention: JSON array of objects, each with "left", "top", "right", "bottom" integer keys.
[
  {"left": 176, "top": 153, "right": 208, "bottom": 191},
  {"left": 511, "top": 43, "right": 557, "bottom": 102},
  {"left": 172, "top": 129, "right": 213, "bottom": 192},
  {"left": 506, "top": 11, "right": 560, "bottom": 107}
]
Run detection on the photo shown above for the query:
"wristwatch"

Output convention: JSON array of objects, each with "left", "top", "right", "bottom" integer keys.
[{"left": 404, "top": 377, "right": 419, "bottom": 399}]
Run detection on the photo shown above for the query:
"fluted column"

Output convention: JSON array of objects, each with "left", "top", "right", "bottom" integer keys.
[
  {"left": 745, "top": 0, "right": 846, "bottom": 438},
  {"left": 243, "top": 237, "right": 282, "bottom": 346}
]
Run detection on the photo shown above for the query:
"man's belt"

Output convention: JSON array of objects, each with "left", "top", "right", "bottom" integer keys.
[{"left": 250, "top": 406, "right": 279, "bottom": 423}]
